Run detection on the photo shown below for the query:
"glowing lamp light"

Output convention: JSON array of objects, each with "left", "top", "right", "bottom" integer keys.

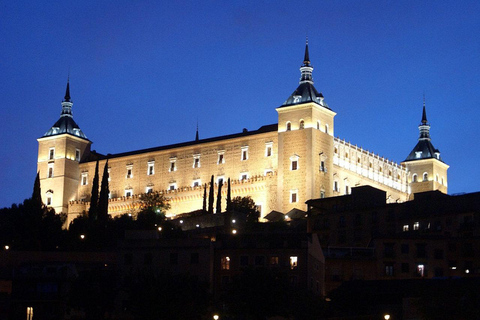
[
  {"left": 232, "top": 219, "right": 236, "bottom": 223},
  {"left": 80, "top": 234, "right": 85, "bottom": 240},
  {"left": 4, "top": 245, "right": 10, "bottom": 250},
  {"left": 158, "top": 227, "right": 162, "bottom": 231},
  {"left": 196, "top": 224, "right": 200, "bottom": 228},
  {"left": 232, "top": 229, "right": 237, "bottom": 234},
  {"left": 213, "top": 314, "right": 219, "bottom": 320},
  {"left": 180, "top": 220, "right": 183, "bottom": 224},
  {"left": 466, "top": 269, "right": 470, "bottom": 274},
  {"left": 384, "top": 315, "right": 390, "bottom": 320}
]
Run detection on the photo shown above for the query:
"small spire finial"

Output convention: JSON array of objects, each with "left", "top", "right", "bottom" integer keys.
[
  {"left": 303, "top": 36, "right": 310, "bottom": 66},
  {"left": 421, "top": 94, "right": 428, "bottom": 125},
  {"left": 195, "top": 120, "right": 199, "bottom": 141},
  {"left": 64, "top": 76, "right": 71, "bottom": 102}
]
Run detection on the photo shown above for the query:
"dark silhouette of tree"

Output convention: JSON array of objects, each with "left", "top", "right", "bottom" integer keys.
[
  {"left": 88, "top": 161, "right": 100, "bottom": 221},
  {"left": 216, "top": 179, "right": 223, "bottom": 213},
  {"left": 32, "top": 171, "right": 43, "bottom": 208},
  {"left": 226, "top": 177, "right": 232, "bottom": 212},
  {"left": 208, "top": 175, "right": 214, "bottom": 214},
  {"left": 231, "top": 196, "right": 259, "bottom": 223},
  {"left": 202, "top": 183, "right": 207, "bottom": 212},
  {"left": 97, "top": 160, "right": 110, "bottom": 228}
]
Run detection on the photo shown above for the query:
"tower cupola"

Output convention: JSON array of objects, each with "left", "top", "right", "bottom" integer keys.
[{"left": 43, "top": 80, "right": 88, "bottom": 140}]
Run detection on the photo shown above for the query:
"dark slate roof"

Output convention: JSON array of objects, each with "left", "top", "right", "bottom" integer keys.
[
  {"left": 87, "top": 124, "right": 278, "bottom": 162},
  {"left": 404, "top": 139, "right": 441, "bottom": 162},
  {"left": 42, "top": 82, "right": 88, "bottom": 140}
]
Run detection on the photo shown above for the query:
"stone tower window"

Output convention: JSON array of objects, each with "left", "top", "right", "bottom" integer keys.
[
  {"left": 217, "top": 151, "right": 225, "bottom": 164},
  {"left": 265, "top": 142, "right": 273, "bottom": 157},
  {"left": 126, "top": 165, "right": 133, "bottom": 179},
  {"left": 75, "top": 149, "right": 81, "bottom": 162},
  {"left": 48, "top": 163, "right": 54, "bottom": 178},
  {"left": 412, "top": 174, "right": 418, "bottom": 182},
  {"left": 49, "top": 148, "right": 55, "bottom": 160},
  {"left": 241, "top": 146, "right": 249, "bottom": 161},
  {"left": 290, "top": 155, "right": 299, "bottom": 171},
  {"left": 193, "top": 154, "right": 201, "bottom": 168},
  {"left": 286, "top": 122, "right": 291, "bottom": 131},
  {"left": 423, "top": 172, "right": 428, "bottom": 181},
  {"left": 299, "top": 120, "right": 305, "bottom": 129},
  {"left": 147, "top": 161, "right": 155, "bottom": 176},
  {"left": 317, "top": 121, "right": 320, "bottom": 130},
  {"left": 81, "top": 172, "right": 88, "bottom": 185}
]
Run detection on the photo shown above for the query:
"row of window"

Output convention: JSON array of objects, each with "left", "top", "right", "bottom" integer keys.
[
  {"left": 285, "top": 120, "right": 329, "bottom": 134},
  {"left": 411, "top": 172, "right": 445, "bottom": 185},
  {"left": 48, "top": 147, "right": 81, "bottom": 162},
  {"left": 221, "top": 255, "right": 298, "bottom": 270},
  {"left": 334, "top": 147, "right": 402, "bottom": 178}
]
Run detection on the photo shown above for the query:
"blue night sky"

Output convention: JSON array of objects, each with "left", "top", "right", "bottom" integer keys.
[{"left": 1, "top": 1, "right": 479, "bottom": 208}]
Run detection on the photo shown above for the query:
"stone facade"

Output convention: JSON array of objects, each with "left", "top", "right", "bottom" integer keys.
[{"left": 37, "top": 44, "right": 448, "bottom": 225}]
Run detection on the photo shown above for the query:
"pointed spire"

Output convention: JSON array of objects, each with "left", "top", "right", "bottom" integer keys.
[
  {"left": 419, "top": 98, "right": 430, "bottom": 141},
  {"left": 421, "top": 94, "right": 428, "bottom": 125},
  {"left": 303, "top": 36, "right": 311, "bottom": 67},
  {"left": 63, "top": 77, "right": 71, "bottom": 102},
  {"left": 195, "top": 121, "right": 199, "bottom": 141}
]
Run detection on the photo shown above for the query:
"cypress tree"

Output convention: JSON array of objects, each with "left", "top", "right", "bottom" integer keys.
[
  {"left": 226, "top": 178, "right": 232, "bottom": 212},
  {"left": 32, "top": 171, "right": 43, "bottom": 208},
  {"left": 98, "top": 160, "right": 110, "bottom": 227},
  {"left": 88, "top": 161, "right": 99, "bottom": 221},
  {"left": 202, "top": 184, "right": 207, "bottom": 212},
  {"left": 216, "top": 179, "right": 223, "bottom": 214},
  {"left": 208, "top": 175, "right": 214, "bottom": 214}
]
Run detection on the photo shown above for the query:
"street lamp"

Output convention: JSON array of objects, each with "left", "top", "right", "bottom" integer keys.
[
  {"left": 384, "top": 314, "right": 390, "bottom": 320},
  {"left": 213, "top": 315, "right": 219, "bottom": 320},
  {"left": 80, "top": 234, "right": 85, "bottom": 240}
]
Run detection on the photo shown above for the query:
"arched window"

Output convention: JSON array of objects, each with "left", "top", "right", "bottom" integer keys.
[
  {"left": 412, "top": 174, "right": 418, "bottom": 182},
  {"left": 423, "top": 172, "right": 428, "bottom": 181},
  {"left": 299, "top": 120, "right": 305, "bottom": 129},
  {"left": 317, "top": 121, "right": 320, "bottom": 130},
  {"left": 435, "top": 174, "right": 439, "bottom": 182},
  {"left": 286, "top": 122, "right": 291, "bottom": 131},
  {"left": 325, "top": 124, "right": 329, "bottom": 134}
]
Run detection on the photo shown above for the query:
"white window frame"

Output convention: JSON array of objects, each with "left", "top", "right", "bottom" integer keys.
[
  {"left": 75, "top": 148, "right": 81, "bottom": 162},
  {"left": 290, "top": 189, "right": 298, "bottom": 203},
  {"left": 125, "top": 189, "right": 133, "bottom": 197},
  {"left": 413, "top": 221, "right": 420, "bottom": 230},
  {"left": 146, "top": 186, "right": 153, "bottom": 193},
  {"left": 265, "top": 142, "right": 273, "bottom": 157},
  {"left": 147, "top": 161, "right": 155, "bottom": 176},
  {"left": 217, "top": 151, "right": 225, "bottom": 164},
  {"left": 49, "top": 147, "right": 55, "bottom": 160},
  {"left": 192, "top": 179, "right": 201, "bottom": 188},
  {"left": 81, "top": 172, "right": 88, "bottom": 186},
  {"left": 126, "top": 165, "right": 133, "bottom": 179},
  {"left": 290, "top": 256, "right": 298, "bottom": 269},
  {"left": 48, "top": 163, "right": 54, "bottom": 178},
  {"left": 46, "top": 192, "right": 53, "bottom": 206},
  {"left": 193, "top": 154, "right": 201, "bottom": 168},
  {"left": 290, "top": 155, "right": 299, "bottom": 171},
  {"left": 240, "top": 172, "right": 249, "bottom": 181},
  {"left": 168, "top": 183, "right": 177, "bottom": 191},
  {"left": 241, "top": 146, "right": 249, "bottom": 161},
  {"left": 403, "top": 224, "right": 409, "bottom": 232}
]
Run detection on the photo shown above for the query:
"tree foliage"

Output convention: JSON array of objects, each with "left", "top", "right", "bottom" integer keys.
[
  {"left": 231, "top": 196, "right": 259, "bottom": 223},
  {"left": 88, "top": 161, "right": 100, "bottom": 221},
  {"left": 216, "top": 179, "right": 223, "bottom": 213},
  {"left": 208, "top": 175, "right": 214, "bottom": 214}
]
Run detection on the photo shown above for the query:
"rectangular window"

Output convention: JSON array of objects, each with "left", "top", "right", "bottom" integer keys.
[
  {"left": 147, "top": 161, "right": 155, "bottom": 175},
  {"left": 334, "top": 181, "right": 339, "bottom": 192},
  {"left": 413, "top": 222, "right": 420, "bottom": 230},
  {"left": 49, "top": 148, "right": 55, "bottom": 160},
  {"left": 265, "top": 142, "right": 273, "bottom": 157},
  {"left": 146, "top": 187, "right": 153, "bottom": 193},
  {"left": 48, "top": 164, "right": 54, "bottom": 178},
  {"left": 320, "top": 191, "right": 325, "bottom": 198},
  {"left": 241, "top": 149, "right": 248, "bottom": 161},
  {"left": 107, "top": 168, "right": 111, "bottom": 181},
  {"left": 417, "top": 264, "right": 425, "bottom": 277},
  {"left": 269, "top": 256, "right": 279, "bottom": 266},
  {"left": 193, "top": 155, "right": 200, "bottom": 168},
  {"left": 290, "top": 190, "right": 298, "bottom": 203},
  {"left": 192, "top": 179, "right": 201, "bottom": 188},
  {"left": 217, "top": 151, "right": 225, "bottom": 164},
  {"left": 403, "top": 224, "right": 409, "bottom": 232},
  {"left": 75, "top": 149, "right": 81, "bottom": 162},
  {"left": 221, "top": 256, "right": 230, "bottom": 270},
  {"left": 416, "top": 243, "right": 427, "bottom": 258},
  {"left": 291, "top": 160, "right": 298, "bottom": 170},
  {"left": 385, "top": 263, "right": 394, "bottom": 276},
  {"left": 81, "top": 173, "right": 88, "bottom": 185},
  {"left": 217, "top": 176, "right": 224, "bottom": 185},
  {"left": 46, "top": 196, "right": 52, "bottom": 206},
  {"left": 169, "top": 183, "right": 177, "bottom": 191},
  {"left": 320, "top": 161, "right": 326, "bottom": 172},
  {"left": 125, "top": 189, "right": 133, "bottom": 197},
  {"left": 240, "top": 173, "right": 249, "bottom": 181},
  {"left": 27, "top": 307, "right": 33, "bottom": 320},
  {"left": 169, "top": 157, "right": 177, "bottom": 172},
  {"left": 290, "top": 256, "right": 298, "bottom": 269},
  {"left": 126, "top": 165, "right": 133, "bottom": 179}
]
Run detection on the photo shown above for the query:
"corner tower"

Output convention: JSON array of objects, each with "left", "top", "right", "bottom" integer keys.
[
  {"left": 276, "top": 40, "right": 336, "bottom": 212},
  {"left": 402, "top": 103, "right": 448, "bottom": 197},
  {"left": 37, "top": 81, "right": 91, "bottom": 213}
]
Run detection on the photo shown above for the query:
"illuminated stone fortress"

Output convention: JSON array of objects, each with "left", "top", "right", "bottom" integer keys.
[{"left": 37, "top": 42, "right": 449, "bottom": 225}]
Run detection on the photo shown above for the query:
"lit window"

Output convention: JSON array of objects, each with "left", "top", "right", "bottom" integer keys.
[
  {"left": 241, "top": 147, "right": 248, "bottom": 161},
  {"left": 290, "top": 256, "right": 298, "bottom": 269},
  {"left": 147, "top": 161, "right": 155, "bottom": 175},
  {"left": 290, "top": 190, "right": 298, "bottom": 203},
  {"left": 415, "top": 151, "right": 422, "bottom": 158},
  {"left": 125, "top": 189, "right": 133, "bottom": 197},
  {"left": 417, "top": 264, "right": 425, "bottom": 277},
  {"left": 413, "top": 222, "right": 420, "bottom": 230},
  {"left": 169, "top": 183, "right": 177, "bottom": 191},
  {"left": 146, "top": 187, "right": 153, "bottom": 193},
  {"left": 217, "top": 151, "right": 225, "bottom": 164},
  {"left": 286, "top": 121, "right": 291, "bottom": 131},
  {"left": 192, "top": 179, "right": 201, "bottom": 188},
  {"left": 126, "top": 165, "right": 133, "bottom": 179},
  {"left": 48, "top": 164, "right": 54, "bottom": 178},
  {"left": 75, "top": 149, "right": 81, "bottom": 162},
  {"left": 27, "top": 307, "right": 33, "bottom": 320},
  {"left": 49, "top": 148, "right": 55, "bottom": 160},
  {"left": 299, "top": 120, "right": 305, "bottom": 129},
  {"left": 265, "top": 142, "right": 273, "bottom": 157},
  {"left": 81, "top": 172, "right": 88, "bottom": 185},
  {"left": 240, "top": 173, "right": 249, "bottom": 181},
  {"left": 221, "top": 256, "right": 230, "bottom": 270},
  {"left": 193, "top": 154, "right": 201, "bottom": 168},
  {"left": 423, "top": 172, "right": 428, "bottom": 181},
  {"left": 270, "top": 256, "right": 279, "bottom": 265},
  {"left": 403, "top": 225, "right": 409, "bottom": 232}
]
